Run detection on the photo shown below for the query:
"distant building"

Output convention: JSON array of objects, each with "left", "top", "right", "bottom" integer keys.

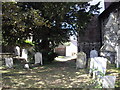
[
  {"left": 55, "top": 36, "right": 77, "bottom": 56},
  {"left": 66, "top": 38, "right": 77, "bottom": 56}
]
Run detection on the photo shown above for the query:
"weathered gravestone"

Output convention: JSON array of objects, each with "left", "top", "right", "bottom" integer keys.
[
  {"left": 14, "top": 46, "right": 20, "bottom": 57},
  {"left": 102, "top": 76, "right": 116, "bottom": 88},
  {"left": 35, "top": 52, "right": 43, "bottom": 65},
  {"left": 5, "top": 58, "right": 13, "bottom": 68},
  {"left": 21, "top": 49, "right": 28, "bottom": 62},
  {"left": 76, "top": 51, "right": 86, "bottom": 69},
  {"left": 89, "top": 57, "right": 108, "bottom": 79}
]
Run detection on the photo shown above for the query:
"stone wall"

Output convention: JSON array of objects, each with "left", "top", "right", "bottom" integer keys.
[
  {"left": 78, "top": 42, "right": 101, "bottom": 59},
  {"left": 99, "top": 2, "right": 120, "bottom": 68},
  {"left": 78, "top": 15, "right": 101, "bottom": 58}
]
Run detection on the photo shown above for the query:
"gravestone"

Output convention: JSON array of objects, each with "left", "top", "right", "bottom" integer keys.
[
  {"left": 90, "top": 49, "right": 98, "bottom": 58},
  {"left": 5, "top": 58, "right": 13, "bottom": 68},
  {"left": 89, "top": 57, "right": 108, "bottom": 78},
  {"left": 35, "top": 52, "right": 43, "bottom": 65},
  {"left": 89, "top": 57, "right": 94, "bottom": 76},
  {"left": 14, "top": 46, "right": 20, "bottom": 56},
  {"left": 102, "top": 76, "right": 116, "bottom": 88},
  {"left": 76, "top": 51, "right": 86, "bottom": 69},
  {"left": 89, "top": 49, "right": 98, "bottom": 77},
  {"left": 21, "top": 49, "right": 28, "bottom": 62},
  {"left": 24, "top": 64, "right": 29, "bottom": 69},
  {"left": 116, "top": 45, "right": 120, "bottom": 68}
]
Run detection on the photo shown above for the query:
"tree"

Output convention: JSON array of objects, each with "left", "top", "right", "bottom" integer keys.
[
  {"left": 20, "top": 2, "right": 100, "bottom": 48},
  {"left": 2, "top": 1, "right": 100, "bottom": 63},
  {"left": 2, "top": 2, "right": 48, "bottom": 46}
]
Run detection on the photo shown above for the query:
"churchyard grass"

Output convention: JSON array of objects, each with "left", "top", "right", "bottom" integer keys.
[{"left": 0, "top": 58, "right": 120, "bottom": 88}]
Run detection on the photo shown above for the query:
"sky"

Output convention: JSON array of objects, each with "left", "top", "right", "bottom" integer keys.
[
  {"left": 89, "top": 0, "right": 105, "bottom": 14},
  {"left": 6, "top": 0, "right": 105, "bottom": 14}
]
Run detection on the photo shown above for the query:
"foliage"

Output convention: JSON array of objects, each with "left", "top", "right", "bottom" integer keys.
[
  {"left": 24, "top": 40, "right": 34, "bottom": 46},
  {"left": 64, "top": 2, "right": 101, "bottom": 35},
  {"left": 42, "top": 50, "right": 58, "bottom": 64},
  {"left": 2, "top": 2, "right": 48, "bottom": 46}
]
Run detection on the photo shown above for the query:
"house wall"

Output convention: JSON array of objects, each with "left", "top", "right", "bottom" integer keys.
[
  {"left": 55, "top": 40, "right": 78, "bottom": 56},
  {"left": 54, "top": 45, "right": 66, "bottom": 56},
  {"left": 66, "top": 40, "right": 77, "bottom": 56}
]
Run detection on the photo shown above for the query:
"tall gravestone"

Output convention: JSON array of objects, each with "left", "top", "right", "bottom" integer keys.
[
  {"left": 76, "top": 51, "right": 86, "bottom": 69},
  {"left": 89, "top": 49, "right": 98, "bottom": 76},
  {"left": 35, "top": 52, "right": 43, "bottom": 65},
  {"left": 5, "top": 58, "right": 13, "bottom": 68},
  {"left": 116, "top": 45, "right": 120, "bottom": 68},
  {"left": 89, "top": 57, "right": 108, "bottom": 79},
  {"left": 21, "top": 49, "right": 28, "bottom": 62},
  {"left": 14, "top": 46, "right": 20, "bottom": 57},
  {"left": 94, "top": 57, "right": 107, "bottom": 78}
]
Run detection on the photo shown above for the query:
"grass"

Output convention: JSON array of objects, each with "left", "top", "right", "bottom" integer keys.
[
  {"left": 1, "top": 59, "right": 120, "bottom": 89},
  {"left": 1, "top": 59, "right": 92, "bottom": 88},
  {"left": 106, "top": 63, "right": 120, "bottom": 88}
]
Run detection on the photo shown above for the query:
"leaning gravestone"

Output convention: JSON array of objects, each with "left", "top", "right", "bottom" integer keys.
[
  {"left": 5, "top": 58, "right": 13, "bottom": 68},
  {"left": 102, "top": 76, "right": 116, "bottom": 88},
  {"left": 76, "top": 51, "right": 86, "bottom": 69},
  {"left": 35, "top": 52, "right": 43, "bottom": 65},
  {"left": 21, "top": 49, "right": 28, "bottom": 62},
  {"left": 89, "top": 57, "right": 108, "bottom": 79}
]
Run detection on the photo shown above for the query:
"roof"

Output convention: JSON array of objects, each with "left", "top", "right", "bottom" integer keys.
[
  {"left": 100, "top": 43, "right": 116, "bottom": 52},
  {"left": 99, "top": 1, "right": 120, "bottom": 19}
]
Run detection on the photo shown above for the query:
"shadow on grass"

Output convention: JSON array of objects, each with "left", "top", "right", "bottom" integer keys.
[{"left": 1, "top": 59, "right": 92, "bottom": 88}]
